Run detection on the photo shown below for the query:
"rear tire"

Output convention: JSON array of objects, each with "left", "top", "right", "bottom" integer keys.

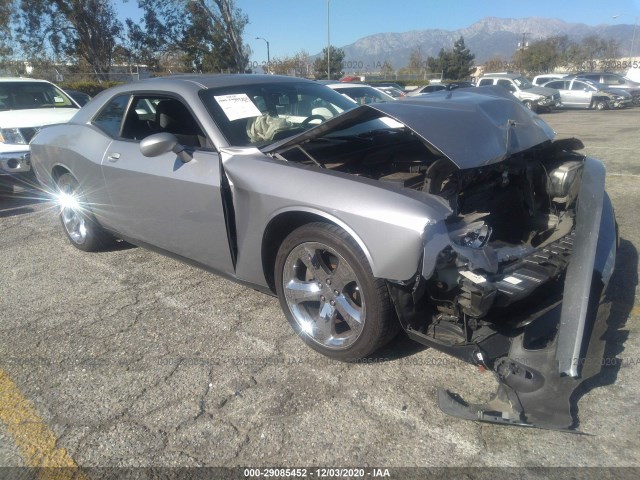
[
  {"left": 275, "top": 222, "right": 398, "bottom": 361},
  {"left": 57, "top": 173, "right": 114, "bottom": 252}
]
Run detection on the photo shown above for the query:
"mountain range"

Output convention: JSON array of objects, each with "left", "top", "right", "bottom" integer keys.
[{"left": 330, "top": 17, "right": 638, "bottom": 70}]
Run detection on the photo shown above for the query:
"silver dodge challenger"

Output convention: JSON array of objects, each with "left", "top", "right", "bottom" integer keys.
[{"left": 30, "top": 75, "right": 618, "bottom": 431}]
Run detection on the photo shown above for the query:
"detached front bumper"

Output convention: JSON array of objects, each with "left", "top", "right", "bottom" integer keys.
[
  {"left": 537, "top": 95, "right": 559, "bottom": 110},
  {"left": 438, "top": 157, "right": 617, "bottom": 430},
  {"left": 611, "top": 98, "right": 633, "bottom": 109}
]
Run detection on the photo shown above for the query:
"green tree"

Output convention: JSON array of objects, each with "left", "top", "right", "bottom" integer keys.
[
  {"left": 449, "top": 36, "right": 475, "bottom": 79},
  {"left": 130, "top": 0, "right": 249, "bottom": 73},
  {"left": 0, "top": 0, "right": 15, "bottom": 59},
  {"left": 408, "top": 46, "right": 425, "bottom": 71},
  {"left": 269, "top": 50, "right": 311, "bottom": 77},
  {"left": 16, "top": 0, "right": 122, "bottom": 80},
  {"left": 513, "top": 38, "right": 562, "bottom": 74},
  {"left": 380, "top": 60, "right": 394, "bottom": 78},
  {"left": 313, "top": 46, "right": 345, "bottom": 79},
  {"left": 426, "top": 37, "right": 475, "bottom": 80}
]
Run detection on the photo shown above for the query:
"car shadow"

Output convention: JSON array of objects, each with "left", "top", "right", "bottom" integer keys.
[
  {"left": 0, "top": 188, "right": 48, "bottom": 218},
  {"left": 100, "top": 239, "right": 137, "bottom": 252},
  {"left": 571, "top": 238, "right": 637, "bottom": 422}
]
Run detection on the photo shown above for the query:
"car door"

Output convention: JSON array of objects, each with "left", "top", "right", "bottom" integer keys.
[
  {"left": 545, "top": 81, "right": 570, "bottom": 106},
  {"left": 97, "top": 93, "right": 235, "bottom": 274},
  {"left": 565, "top": 80, "right": 593, "bottom": 108}
]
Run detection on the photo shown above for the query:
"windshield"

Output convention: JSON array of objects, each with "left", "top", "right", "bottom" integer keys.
[
  {"left": 201, "top": 81, "right": 356, "bottom": 147},
  {"left": 0, "top": 81, "right": 77, "bottom": 111},
  {"left": 513, "top": 77, "right": 534, "bottom": 89},
  {"left": 582, "top": 79, "right": 608, "bottom": 90}
]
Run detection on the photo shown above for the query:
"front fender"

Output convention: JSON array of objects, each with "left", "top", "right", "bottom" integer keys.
[{"left": 220, "top": 151, "right": 452, "bottom": 287}]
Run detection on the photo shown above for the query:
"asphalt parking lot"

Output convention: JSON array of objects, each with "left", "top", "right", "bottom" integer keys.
[{"left": 1, "top": 108, "right": 639, "bottom": 472}]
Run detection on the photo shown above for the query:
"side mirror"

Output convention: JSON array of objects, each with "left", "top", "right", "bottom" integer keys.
[{"left": 140, "top": 132, "right": 192, "bottom": 163}]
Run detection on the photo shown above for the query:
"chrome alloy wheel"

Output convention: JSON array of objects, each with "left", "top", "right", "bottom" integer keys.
[
  {"left": 59, "top": 183, "right": 87, "bottom": 245},
  {"left": 282, "top": 242, "right": 365, "bottom": 350}
]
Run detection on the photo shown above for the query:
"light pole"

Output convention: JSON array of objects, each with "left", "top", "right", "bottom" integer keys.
[
  {"left": 327, "top": 0, "right": 331, "bottom": 80},
  {"left": 613, "top": 14, "right": 639, "bottom": 59},
  {"left": 255, "top": 37, "right": 270, "bottom": 73}
]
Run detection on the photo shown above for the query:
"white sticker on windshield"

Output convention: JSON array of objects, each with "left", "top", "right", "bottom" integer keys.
[
  {"left": 53, "top": 96, "right": 64, "bottom": 103},
  {"left": 503, "top": 276, "right": 522, "bottom": 285},
  {"left": 214, "top": 94, "right": 262, "bottom": 121}
]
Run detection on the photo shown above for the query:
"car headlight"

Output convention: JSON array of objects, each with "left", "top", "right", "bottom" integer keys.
[{"left": 0, "top": 128, "right": 28, "bottom": 145}]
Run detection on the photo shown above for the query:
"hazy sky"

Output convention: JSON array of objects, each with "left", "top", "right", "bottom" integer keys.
[{"left": 117, "top": 0, "right": 640, "bottom": 62}]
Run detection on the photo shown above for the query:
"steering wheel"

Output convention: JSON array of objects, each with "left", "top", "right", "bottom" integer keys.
[{"left": 300, "top": 114, "right": 327, "bottom": 128}]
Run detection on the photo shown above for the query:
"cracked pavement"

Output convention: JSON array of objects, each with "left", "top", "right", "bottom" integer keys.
[{"left": 0, "top": 108, "right": 639, "bottom": 468}]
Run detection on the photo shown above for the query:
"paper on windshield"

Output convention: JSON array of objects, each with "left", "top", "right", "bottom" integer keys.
[{"left": 214, "top": 94, "right": 262, "bottom": 121}]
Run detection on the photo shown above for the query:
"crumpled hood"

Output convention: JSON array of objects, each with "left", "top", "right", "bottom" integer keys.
[
  {"left": 523, "top": 85, "right": 558, "bottom": 97},
  {"left": 264, "top": 86, "right": 556, "bottom": 169},
  {"left": 601, "top": 87, "right": 632, "bottom": 98}
]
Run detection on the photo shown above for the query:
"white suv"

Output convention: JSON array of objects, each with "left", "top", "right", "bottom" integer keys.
[
  {"left": 477, "top": 73, "right": 561, "bottom": 112},
  {"left": 0, "top": 77, "right": 80, "bottom": 193}
]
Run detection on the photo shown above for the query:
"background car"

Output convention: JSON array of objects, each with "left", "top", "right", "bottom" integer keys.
[
  {"left": 0, "top": 77, "right": 80, "bottom": 194},
  {"left": 326, "top": 83, "right": 395, "bottom": 103},
  {"left": 374, "top": 82, "right": 406, "bottom": 91},
  {"left": 29, "top": 76, "right": 617, "bottom": 430},
  {"left": 476, "top": 73, "right": 560, "bottom": 112},
  {"left": 375, "top": 86, "right": 406, "bottom": 98},
  {"left": 407, "top": 84, "right": 446, "bottom": 96},
  {"left": 532, "top": 73, "right": 568, "bottom": 86},
  {"left": 64, "top": 89, "right": 92, "bottom": 106},
  {"left": 408, "top": 82, "right": 474, "bottom": 96},
  {"left": 568, "top": 72, "right": 640, "bottom": 106},
  {"left": 543, "top": 78, "right": 632, "bottom": 109}
]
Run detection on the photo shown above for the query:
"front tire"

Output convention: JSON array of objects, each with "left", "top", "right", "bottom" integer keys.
[
  {"left": 275, "top": 222, "right": 397, "bottom": 361},
  {"left": 594, "top": 99, "right": 608, "bottom": 110},
  {"left": 57, "top": 173, "right": 114, "bottom": 252}
]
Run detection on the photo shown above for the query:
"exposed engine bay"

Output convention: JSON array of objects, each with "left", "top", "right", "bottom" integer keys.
[{"left": 273, "top": 126, "right": 585, "bottom": 350}]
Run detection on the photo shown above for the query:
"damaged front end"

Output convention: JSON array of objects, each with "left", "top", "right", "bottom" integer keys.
[
  {"left": 265, "top": 88, "right": 618, "bottom": 430},
  {"left": 389, "top": 150, "right": 617, "bottom": 431}
]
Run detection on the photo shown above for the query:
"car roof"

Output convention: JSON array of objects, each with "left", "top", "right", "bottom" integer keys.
[
  {"left": 534, "top": 73, "right": 568, "bottom": 78},
  {"left": 480, "top": 73, "right": 521, "bottom": 79},
  {"left": 105, "top": 74, "right": 317, "bottom": 95},
  {"left": 153, "top": 74, "right": 314, "bottom": 88},
  {"left": 0, "top": 77, "right": 54, "bottom": 83},
  {"left": 326, "top": 83, "right": 373, "bottom": 89}
]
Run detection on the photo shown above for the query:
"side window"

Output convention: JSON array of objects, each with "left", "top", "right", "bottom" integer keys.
[
  {"left": 121, "top": 95, "right": 207, "bottom": 148},
  {"left": 571, "top": 81, "right": 587, "bottom": 91},
  {"left": 546, "top": 81, "right": 565, "bottom": 89},
  {"left": 497, "top": 79, "right": 516, "bottom": 92},
  {"left": 478, "top": 79, "right": 493, "bottom": 86},
  {"left": 583, "top": 74, "right": 599, "bottom": 82},
  {"left": 92, "top": 95, "right": 129, "bottom": 137}
]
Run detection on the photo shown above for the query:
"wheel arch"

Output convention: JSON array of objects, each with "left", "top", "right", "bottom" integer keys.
[
  {"left": 261, "top": 208, "right": 374, "bottom": 293},
  {"left": 51, "top": 164, "right": 72, "bottom": 184}
]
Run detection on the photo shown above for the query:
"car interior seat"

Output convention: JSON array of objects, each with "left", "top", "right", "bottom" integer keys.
[{"left": 155, "top": 99, "right": 206, "bottom": 148}]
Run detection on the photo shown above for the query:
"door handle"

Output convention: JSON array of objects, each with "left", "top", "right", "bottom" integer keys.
[{"left": 107, "top": 153, "right": 121, "bottom": 162}]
